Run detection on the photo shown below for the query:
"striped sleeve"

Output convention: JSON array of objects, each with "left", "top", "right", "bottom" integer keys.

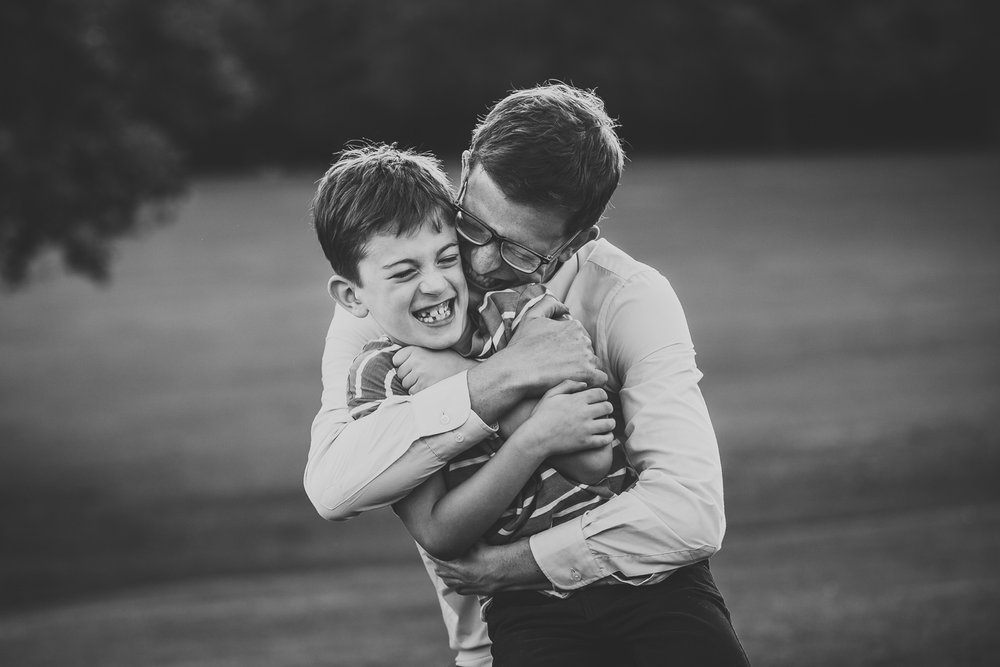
[
  {"left": 463, "top": 283, "right": 552, "bottom": 358},
  {"left": 482, "top": 438, "right": 637, "bottom": 546},
  {"left": 347, "top": 338, "right": 407, "bottom": 420}
]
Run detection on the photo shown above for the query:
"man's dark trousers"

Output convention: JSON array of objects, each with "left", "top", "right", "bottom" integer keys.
[{"left": 487, "top": 560, "right": 751, "bottom": 666}]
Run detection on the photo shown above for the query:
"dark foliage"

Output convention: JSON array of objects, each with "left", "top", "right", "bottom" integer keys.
[
  {"left": 0, "top": 0, "right": 251, "bottom": 287},
  {"left": 2, "top": 0, "right": 995, "bottom": 287}
]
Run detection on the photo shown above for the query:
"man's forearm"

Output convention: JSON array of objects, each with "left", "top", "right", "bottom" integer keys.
[
  {"left": 305, "top": 405, "right": 434, "bottom": 520},
  {"left": 489, "top": 539, "right": 550, "bottom": 590},
  {"left": 466, "top": 351, "right": 530, "bottom": 426},
  {"left": 306, "top": 373, "right": 496, "bottom": 520}
]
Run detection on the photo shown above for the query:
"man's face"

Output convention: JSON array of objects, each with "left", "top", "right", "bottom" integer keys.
[
  {"left": 353, "top": 219, "right": 469, "bottom": 350},
  {"left": 459, "top": 164, "right": 576, "bottom": 291}
]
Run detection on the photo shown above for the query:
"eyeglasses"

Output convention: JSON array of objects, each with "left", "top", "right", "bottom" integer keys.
[{"left": 452, "top": 181, "right": 585, "bottom": 275}]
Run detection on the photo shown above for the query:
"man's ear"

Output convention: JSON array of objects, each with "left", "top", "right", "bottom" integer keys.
[
  {"left": 328, "top": 275, "right": 369, "bottom": 318},
  {"left": 460, "top": 150, "right": 472, "bottom": 183},
  {"left": 557, "top": 225, "right": 600, "bottom": 262}
]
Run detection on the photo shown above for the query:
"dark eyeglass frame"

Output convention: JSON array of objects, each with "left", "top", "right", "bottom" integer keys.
[{"left": 451, "top": 179, "right": 585, "bottom": 275}]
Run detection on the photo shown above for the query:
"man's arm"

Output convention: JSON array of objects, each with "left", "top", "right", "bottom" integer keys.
[
  {"left": 305, "top": 306, "right": 607, "bottom": 521},
  {"left": 305, "top": 307, "right": 499, "bottom": 521},
  {"left": 395, "top": 382, "right": 614, "bottom": 560},
  {"left": 432, "top": 270, "right": 726, "bottom": 593}
]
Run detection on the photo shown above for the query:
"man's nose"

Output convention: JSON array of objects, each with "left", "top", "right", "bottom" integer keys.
[{"left": 467, "top": 242, "right": 503, "bottom": 275}]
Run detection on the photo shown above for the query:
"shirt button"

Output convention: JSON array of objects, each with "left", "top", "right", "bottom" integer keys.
[
  {"left": 570, "top": 568, "right": 582, "bottom": 581},
  {"left": 455, "top": 432, "right": 465, "bottom": 443},
  {"left": 440, "top": 412, "right": 451, "bottom": 425}
]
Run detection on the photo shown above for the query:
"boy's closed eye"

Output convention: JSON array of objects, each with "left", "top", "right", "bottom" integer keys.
[{"left": 389, "top": 267, "right": 416, "bottom": 281}]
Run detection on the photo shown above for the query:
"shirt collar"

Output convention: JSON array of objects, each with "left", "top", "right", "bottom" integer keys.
[{"left": 543, "top": 240, "right": 598, "bottom": 301}]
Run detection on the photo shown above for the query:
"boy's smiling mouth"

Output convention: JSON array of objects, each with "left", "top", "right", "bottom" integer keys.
[{"left": 413, "top": 298, "right": 455, "bottom": 324}]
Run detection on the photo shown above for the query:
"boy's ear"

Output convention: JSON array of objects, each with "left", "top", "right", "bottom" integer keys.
[{"left": 327, "top": 275, "right": 369, "bottom": 318}]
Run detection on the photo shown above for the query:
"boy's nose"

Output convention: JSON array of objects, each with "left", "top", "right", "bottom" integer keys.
[{"left": 419, "top": 270, "right": 449, "bottom": 294}]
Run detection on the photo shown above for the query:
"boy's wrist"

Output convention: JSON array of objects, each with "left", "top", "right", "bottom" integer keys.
[{"left": 505, "top": 428, "right": 549, "bottom": 467}]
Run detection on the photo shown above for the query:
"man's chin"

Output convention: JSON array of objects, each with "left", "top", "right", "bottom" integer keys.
[{"left": 464, "top": 271, "right": 515, "bottom": 292}]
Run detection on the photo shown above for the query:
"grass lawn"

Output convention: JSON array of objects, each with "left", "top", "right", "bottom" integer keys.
[{"left": 1, "top": 153, "right": 998, "bottom": 666}]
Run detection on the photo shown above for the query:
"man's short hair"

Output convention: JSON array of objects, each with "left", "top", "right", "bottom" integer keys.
[
  {"left": 312, "top": 143, "right": 454, "bottom": 284},
  {"left": 468, "top": 82, "right": 625, "bottom": 234}
]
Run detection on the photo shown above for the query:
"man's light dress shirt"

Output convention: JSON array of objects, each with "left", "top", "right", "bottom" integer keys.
[{"left": 305, "top": 239, "right": 726, "bottom": 667}]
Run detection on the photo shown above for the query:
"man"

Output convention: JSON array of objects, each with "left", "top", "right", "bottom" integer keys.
[{"left": 305, "top": 83, "right": 749, "bottom": 666}]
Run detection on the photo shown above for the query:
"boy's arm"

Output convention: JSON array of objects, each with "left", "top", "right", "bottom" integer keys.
[
  {"left": 547, "top": 446, "right": 613, "bottom": 486},
  {"left": 393, "top": 438, "right": 547, "bottom": 561},
  {"left": 499, "top": 398, "right": 612, "bottom": 485},
  {"left": 305, "top": 307, "right": 607, "bottom": 521},
  {"left": 394, "top": 382, "right": 615, "bottom": 560}
]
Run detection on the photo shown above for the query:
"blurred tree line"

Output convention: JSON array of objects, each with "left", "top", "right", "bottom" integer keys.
[{"left": 2, "top": 0, "right": 996, "bottom": 286}]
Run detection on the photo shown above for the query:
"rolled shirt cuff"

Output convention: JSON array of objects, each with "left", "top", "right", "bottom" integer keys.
[
  {"left": 410, "top": 371, "right": 498, "bottom": 462},
  {"left": 529, "top": 516, "right": 607, "bottom": 591}
]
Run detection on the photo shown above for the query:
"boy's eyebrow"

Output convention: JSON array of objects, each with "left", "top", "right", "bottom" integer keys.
[
  {"left": 380, "top": 242, "right": 459, "bottom": 270},
  {"left": 381, "top": 258, "right": 416, "bottom": 270}
]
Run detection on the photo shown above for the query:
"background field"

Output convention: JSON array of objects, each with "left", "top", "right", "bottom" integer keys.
[{"left": 1, "top": 154, "right": 998, "bottom": 666}]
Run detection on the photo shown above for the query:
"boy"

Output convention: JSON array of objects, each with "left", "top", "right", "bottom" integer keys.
[{"left": 312, "top": 143, "right": 633, "bottom": 578}]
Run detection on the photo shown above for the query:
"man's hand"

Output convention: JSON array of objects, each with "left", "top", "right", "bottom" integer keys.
[
  {"left": 393, "top": 347, "right": 477, "bottom": 393},
  {"left": 428, "top": 540, "right": 549, "bottom": 596},
  {"left": 523, "top": 293, "right": 570, "bottom": 321},
  {"left": 500, "top": 316, "right": 607, "bottom": 395}
]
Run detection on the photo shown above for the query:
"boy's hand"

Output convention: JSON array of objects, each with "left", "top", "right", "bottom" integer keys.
[
  {"left": 515, "top": 380, "right": 615, "bottom": 458},
  {"left": 393, "top": 347, "right": 477, "bottom": 393}
]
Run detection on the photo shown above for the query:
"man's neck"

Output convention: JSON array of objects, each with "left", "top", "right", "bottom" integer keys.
[{"left": 543, "top": 241, "right": 590, "bottom": 301}]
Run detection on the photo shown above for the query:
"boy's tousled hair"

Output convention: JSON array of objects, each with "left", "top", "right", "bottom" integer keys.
[
  {"left": 312, "top": 143, "right": 455, "bottom": 284},
  {"left": 468, "top": 82, "right": 625, "bottom": 234}
]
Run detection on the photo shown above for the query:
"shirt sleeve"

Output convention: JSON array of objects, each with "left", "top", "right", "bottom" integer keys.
[
  {"left": 529, "top": 270, "right": 726, "bottom": 590},
  {"left": 347, "top": 343, "right": 408, "bottom": 419},
  {"left": 304, "top": 306, "right": 498, "bottom": 521},
  {"left": 460, "top": 284, "right": 550, "bottom": 358}
]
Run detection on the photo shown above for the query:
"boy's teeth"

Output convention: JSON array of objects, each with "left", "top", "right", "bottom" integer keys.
[{"left": 415, "top": 300, "right": 452, "bottom": 323}]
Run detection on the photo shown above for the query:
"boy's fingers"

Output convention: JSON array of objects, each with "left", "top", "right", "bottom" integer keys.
[
  {"left": 592, "top": 432, "right": 615, "bottom": 447},
  {"left": 541, "top": 379, "right": 586, "bottom": 399},
  {"left": 577, "top": 387, "right": 607, "bottom": 403},
  {"left": 391, "top": 346, "right": 413, "bottom": 367},
  {"left": 591, "top": 401, "right": 613, "bottom": 417},
  {"left": 591, "top": 417, "right": 615, "bottom": 433},
  {"left": 399, "top": 372, "right": 416, "bottom": 391}
]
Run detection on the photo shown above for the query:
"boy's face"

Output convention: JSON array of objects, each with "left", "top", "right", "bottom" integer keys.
[{"left": 352, "top": 220, "right": 469, "bottom": 350}]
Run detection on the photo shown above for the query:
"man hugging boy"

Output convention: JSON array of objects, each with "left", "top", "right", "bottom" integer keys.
[{"left": 310, "top": 143, "right": 635, "bottom": 610}]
